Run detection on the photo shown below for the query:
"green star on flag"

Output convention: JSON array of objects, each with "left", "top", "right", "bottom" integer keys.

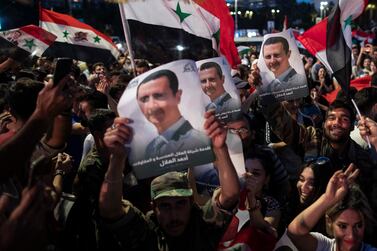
[
  {"left": 343, "top": 15, "right": 352, "bottom": 30},
  {"left": 93, "top": 35, "right": 101, "bottom": 43},
  {"left": 212, "top": 29, "right": 220, "bottom": 45},
  {"left": 23, "top": 39, "right": 36, "bottom": 50},
  {"left": 173, "top": 3, "right": 191, "bottom": 23},
  {"left": 63, "top": 30, "right": 69, "bottom": 38}
]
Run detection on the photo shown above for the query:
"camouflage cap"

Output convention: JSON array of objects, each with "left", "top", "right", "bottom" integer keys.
[{"left": 150, "top": 171, "right": 193, "bottom": 200}]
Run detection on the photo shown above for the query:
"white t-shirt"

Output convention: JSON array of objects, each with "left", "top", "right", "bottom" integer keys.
[{"left": 311, "top": 232, "right": 377, "bottom": 251}]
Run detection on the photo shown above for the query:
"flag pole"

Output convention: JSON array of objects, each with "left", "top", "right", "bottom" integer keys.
[
  {"left": 351, "top": 98, "right": 372, "bottom": 149},
  {"left": 118, "top": 3, "right": 136, "bottom": 75}
]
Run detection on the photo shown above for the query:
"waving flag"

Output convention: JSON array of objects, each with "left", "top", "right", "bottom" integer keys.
[
  {"left": 40, "top": 8, "right": 119, "bottom": 64},
  {"left": 297, "top": 0, "right": 368, "bottom": 95},
  {"left": 0, "top": 25, "right": 56, "bottom": 61},
  {"left": 120, "top": 0, "right": 240, "bottom": 67}
]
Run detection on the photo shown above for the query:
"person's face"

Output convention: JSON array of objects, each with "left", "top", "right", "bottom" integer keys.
[
  {"left": 371, "top": 61, "right": 376, "bottom": 74},
  {"left": 352, "top": 46, "right": 359, "bottom": 56},
  {"left": 227, "top": 119, "right": 251, "bottom": 142},
  {"left": 310, "top": 88, "right": 319, "bottom": 101},
  {"left": 136, "top": 66, "right": 149, "bottom": 76},
  {"left": 363, "top": 58, "right": 371, "bottom": 70},
  {"left": 318, "top": 68, "right": 326, "bottom": 78},
  {"left": 330, "top": 209, "right": 365, "bottom": 251},
  {"left": 297, "top": 167, "right": 315, "bottom": 204},
  {"left": 137, "top": 76, "right": 182, "bottom": 133},
  {"left": 263, "top": 42, "right": 291, "bottom": 77},
  {"left": 78, "top": 100, "right": 93, "bottom": 126},
  {"left": 199, "top": 67, "right": 225, "bottom": 100},
  {"left": 154, "top": 197, "right": 191, "bottom": 237},
  {"left": 245, "top": 158, "right": 268, "bottom": 194},
  {"left": 324, "top": 108, "right": 352, "bottom": 144},
  {"left": 94, "top": 65, "right": 105, "bottom": 75}
]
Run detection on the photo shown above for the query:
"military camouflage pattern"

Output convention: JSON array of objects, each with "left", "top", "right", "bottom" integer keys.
[
  {"left": 150, "top": 171, "right": 193, "bottom": 200},
  {"left": 98, "top": 188, "right": 234, "bottom": 251}
]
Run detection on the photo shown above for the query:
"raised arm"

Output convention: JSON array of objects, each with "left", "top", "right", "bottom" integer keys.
[
  {"left": 358, "top": 116, "right": 377, "bottom": 150},
  {"left": 203, "top": 111, "right": 240, "bottom": 210},
  {"left": 0, "top": 77, "right": 72, "bottom": 180},
  {"left": 287, "top": 164, "right": 359, "bottom": 251},
  {"left": 99, "top": 117, "right": 132, "bottom": 219}
]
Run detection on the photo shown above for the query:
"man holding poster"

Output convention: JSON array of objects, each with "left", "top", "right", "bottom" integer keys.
[{"left": 137, "top": 69, "right": 210, "bottom": 159}]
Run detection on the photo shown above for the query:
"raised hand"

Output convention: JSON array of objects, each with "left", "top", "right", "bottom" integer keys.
[
  {"left": 358, "top": 116, "right": 377, "bottom": 148},
  {"left": 203, "top": 111, "right": 226, "bottom": 149},
  {"left": 324, "top": 163, "right": 359, "bottom": 205},
  {"left": 104, "top": 117, "right": 133, "bottom": 157}
]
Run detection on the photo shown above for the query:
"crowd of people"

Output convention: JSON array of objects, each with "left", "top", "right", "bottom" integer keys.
[{"left": 0, "top": 36, "right": 377, "bottom": 251}]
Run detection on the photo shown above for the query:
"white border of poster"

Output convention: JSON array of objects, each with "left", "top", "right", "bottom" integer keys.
[
  {"left": 117, "top": 59, "right": 214, "bottom": 179},
  {"left": 196, "top": 57, "right": 242, "bottom": 124},
  {"left": 257, "top": 29, "right": 308, "bottom": 105}
]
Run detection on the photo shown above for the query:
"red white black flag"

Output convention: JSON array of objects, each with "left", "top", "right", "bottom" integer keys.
[
  {"left": 0, "top": 24, "right": 56, "bottom": 61},
  {"left": 40, "top": 8, "right": 120, "bottom": 64},
  {"left": 297, "top": 0, "right": 368, "bottom": 95}
]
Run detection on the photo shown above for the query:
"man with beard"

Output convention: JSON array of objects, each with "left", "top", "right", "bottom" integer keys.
[
  {"left": 199, "top": 62, "right": 240, "bottom": 122},
  {"left": 137, "top": 69, "right": 210, "bottom": 160},
  {"left": 262, "top": 99, "right": 377, "bottom": 244},
  {"left": 97, "top": 111, "right": 240, "bottom": 251}
]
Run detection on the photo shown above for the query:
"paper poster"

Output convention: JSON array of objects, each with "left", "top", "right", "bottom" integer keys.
[
  {"left": 118, "top": 59, "right": 214, "bottom": 179},
  {"left": 257, "top": 29, "right": 308, "bottom": 105},
  {"left": 196, "top": 57, "right": 242, "bottom": 124}
]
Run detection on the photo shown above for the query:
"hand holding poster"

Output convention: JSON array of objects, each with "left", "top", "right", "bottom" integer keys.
[
  {"left": 257, "top": 29, "right": 308, "bottom": 105},
  {"left": 118, "top": 60, "right": 214, "bottom": 179}
]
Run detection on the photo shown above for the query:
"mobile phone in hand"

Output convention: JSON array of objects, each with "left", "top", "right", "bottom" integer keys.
[{"left": 53, "top": 58, "right": 73, "bottom": 86}]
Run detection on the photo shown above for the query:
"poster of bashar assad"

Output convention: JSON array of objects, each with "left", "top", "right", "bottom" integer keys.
[
  {"left": 196, "top": 57, "right": 242, "bottom": 124},
  {"left": 257, "top": 29, "right": 308, "bottom": 105},
  {"left": 117, "top": 60, "right": 214, "bottom": 179}
]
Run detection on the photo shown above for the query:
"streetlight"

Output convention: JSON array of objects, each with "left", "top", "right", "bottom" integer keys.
[{"left": 320, "top": 1, "right": 328, "bottom": 19}]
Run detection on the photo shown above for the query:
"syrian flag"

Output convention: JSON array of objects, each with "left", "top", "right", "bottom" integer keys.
[
  {"left": 40, "top": 8, "right": 120, "bottom": 64},
  {"left": 352, "top": 29, "right": 375, "bottom": 46},
  {"left": 0, "top": 25, "right": 56, "bottom": 62},
  {"left": 297, "top": 0, "right": 368, "bottom": 95},
  {"left": 120, "top": 0, "right": 240, "bottom": 67}
]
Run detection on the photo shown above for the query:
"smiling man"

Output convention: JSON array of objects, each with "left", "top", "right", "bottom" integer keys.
[
  {"left": 137, "top": 69, "right": 210, "bottom": 159},
  {"left": 199, "top": 62, "right": 240, "bottom": 120},
  {"left": 262, "top": 36, "right": 307, "bottom": 93}
]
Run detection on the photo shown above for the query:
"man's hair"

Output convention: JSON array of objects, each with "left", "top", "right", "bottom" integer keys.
[
  {"left": 326, "top": 100, "right": 356, "bottom": 126},
  {"left": 136, "top": 60, "right": 150, "bottom": 69},
  {"left": 87, "top": 109, "right": 116, "bottom": 133},
  {"left": 7, "top": 77, "right": 44, "bottom": 121},
  {"left": 354, "top": 87, "right": 377, "bottom": 118},
  {"left": 263, "top": 36, "right": 290, "bottom": 54},
  {"left": 199, "top": 62, "right": 223, "bottom": 78},
  {"left": 92, "top": 62, "right": 105, "bottom": 71},
  {"left": 78, "top": 90, "right": 108, "bottom": 110},
  {"left": 138, "top": 69, "right": 179, "bottom": 96},
  {"left": 244, "top": 148, "right": 274, "bottom": 176}
]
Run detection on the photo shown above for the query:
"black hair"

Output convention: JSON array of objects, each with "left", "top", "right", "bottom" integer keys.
[
  {"left": 199, "top": 61, "right": 223, "bottom": 78},
  {"left": 354, "top": 87, "right": 377, "bottom": 118},
  {"left": 326, "top": 99, "right": 356, "bottom": 126},
  {"left": 7, "top": 78, "right": 44, "bottom": 121},
  {"left": 78, "top": 90, "right": 108, "bottom": 110},
  {"left": 244, "top": 148, "right": 274, "bottom": 177},
  {"left": 263, "top": 36, "right": 290, "bottom": 54},
  {"left": 138, "top": 69, "right": 179, "bottom": 96},
  {"left": 87, "top": 109, "right": 116, "bottom": 133}
]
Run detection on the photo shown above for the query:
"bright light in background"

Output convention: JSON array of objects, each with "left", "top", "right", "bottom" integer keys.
[{"left": 176, "top": 45, "right": 184, "bottom": 51}]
